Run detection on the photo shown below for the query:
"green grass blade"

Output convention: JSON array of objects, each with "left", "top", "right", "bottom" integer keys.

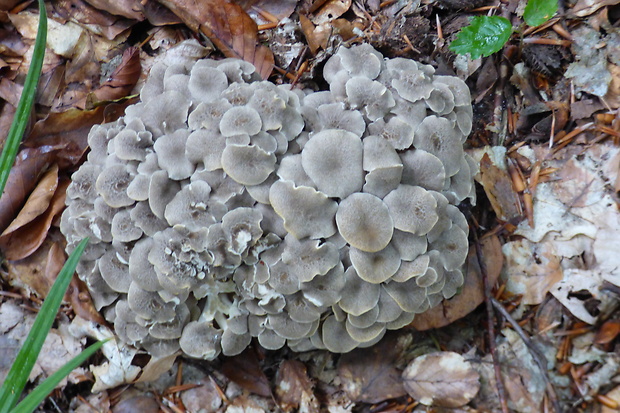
[
  {"left": 10, "top": 340, "right": 108, "bottom": 413},
  {"left": 0, "top": 0, "right": 47, "bottom": 195},
  {"left": 0, "top": 238, "right": 89, "bottom": 412}
]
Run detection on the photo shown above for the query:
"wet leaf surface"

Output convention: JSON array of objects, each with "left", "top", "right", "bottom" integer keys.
[
  {"left": 221, "top": 348, "right": 271, "bottom": 397},
  {"left": 275, "top": 360, "right": 318, "bottom": 411},
  {"left": 402, "top": 351, "right": 480, "bottom": 408},
  {"left": 337, "top": 334, "right": 407, "bottom": 403}
]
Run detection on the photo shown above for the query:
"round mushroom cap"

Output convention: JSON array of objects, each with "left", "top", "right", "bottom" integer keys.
[
  {"left": 188, "top": 99, "right": 233, "bottom": 130},
  {"left": 336, "top": 192, "right": 393, "bottom": 253},
  {"left": 95, "top": 164, "right": 134, "bottom": 208},
  {"left": 219, "top": 106, "right": 262, "bottom": 137},
  {"left": 400, "top": 149, "right": 446, "bottom": 191},
  {"left": 349, "top": 244, "right": 401, "bottom": 284},
  {"left": 383, "top": 185, "right": 439, "bottom": 236},
  {"left": 322, "top": 315, "right": 359, "bottom": 353},
  {"left": 188, "top": 66, "right": 229, "bottom": 103},
  {"left": 339, "top": 267, "right": 381, "bottom": 316},
  {"left": 413, "top": 116, "right": 464, "bottom": 177},
  {"left": 301, "top": 129, "right": 364, "bottom": 198},
  {"left": 221, "top": 144, "right": 276, "bottom": 186},
  {"left": 269, "top": 180, "right": 338, "bottom": 240},
  {"left": 179, "top": 321, "right": 222, "bottom": 359}
]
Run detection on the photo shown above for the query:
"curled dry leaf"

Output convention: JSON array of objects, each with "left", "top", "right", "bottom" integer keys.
[
  {"left": 221, "top": 348, "right": 272, "bottom": 397},
  {"left": 85, "top": 47, "right": 141, "bottom": 109},
  {"left": 25, "top": 105, "right": 117, "bottom": 167},
  {"left": 478, "top": 153, "right": 523, "bottom": 222},
  {"left": 310, "top": 0, "right": 352, "bottom": 24},
  {"left": 156, "top": 0, "right": 274, "bottom": 79},
  {"left": 410, "top": 234, "right": 503, "bottom": 330},
  {"left": 337, "top": 333, "right": 407, "bottom": 403},
  {"left": 402, "top": 351, "right": 480, "bottom": 408},
  {"left": 0, "top": 148, "right": 56, "bottom": 234},
  {"left": 5, "top": 233, "right": 64, "bottom": 298},
  {"left": 275, "top": 360, "right": 318, "bottom": 412},
  {"left": 67, "top": 275, "right": 108, "bottom": 326},
  {"left": 0, "top": 175, "right": 68, "bottom": 261},
  {"left": 1, "top": 163, "right": 58, "bottom": 237}
]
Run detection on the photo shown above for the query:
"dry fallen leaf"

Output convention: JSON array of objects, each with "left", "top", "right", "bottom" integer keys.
[
  {"left": 410, "top": 234, "right": 503, "bottom": 330},
  {"left": 402, "top": 351, "right": 480, "bottom": 408},
  {"left": 221, "top": 348, "right": 272, "bottom": 397},
  {"left": 275, "top": 360, "right": 318, "bottom": 412},
  {"left": 4, "top": 232, "right": 65, "bottom": 297},
  {"left": 479, "top": 153, "right": 523, "bottom": 222},
  {"left": 1, "top": 163, "right": 58, "bottom": 237},
  {"left": 310, "top": 0, "right": 352, "bottom": 25},
  {"left": 25, "top": 106, "right": 112, "bottom": 167},
  {"left": 337, "top": 333, "right": 407, "bottom": 403},
  {"left": 595, "top": 320, "right": 620, "bottom": 345},
  {"left": 0, "top": 174, "right": 68, "bottom": 260},
  {"left": 0, "top": 148, "right": 56, "bottom": 234},
  {"left": 83, "top": 46, "right": 141, "bottom": 109},
  {"left": 156, "top": 0, "right": 274, "bottom": 79}
]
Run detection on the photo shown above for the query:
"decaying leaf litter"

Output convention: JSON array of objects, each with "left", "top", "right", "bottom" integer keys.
[{"left": 0, "top": 0, "right": 619, "bottom": 411}]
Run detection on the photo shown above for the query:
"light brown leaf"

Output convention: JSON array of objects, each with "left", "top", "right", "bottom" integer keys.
[
  {"left": 221, "top": 348, "right": 272, "bottom": 397},
  {"left": 0, "top": 148, "right": 56, "bottom": 234},
  {"left": 310, "top": 0, "right": 351, "bottom": 25},
  {"left": 402, "top": 352, "right": 480, "bottom": 408},
  {"left": 25, "top": 105, "right": 119, "bottom": 167},
  {"left": 275, "top": 360, "right": 318, "bottom": 412},
  {"left": 85, "top": 47, "right": 141, "bottom": 108},
  {"left": 0, "top": 167, "right": 66, "bottom": 261},
  {"left": 5, "top": 233, "right": 64, "bottom": 297},
  {"left": 81, "top": 0, "right": 145, "bottom": 20},
  {"left": 410, "top": 235, "right": 503, "bottom": 330},
  {"left": 66, "top": 276, "right": 108, "bottom": 326},
  {"left": 156, "top": 0, "right": 274, "bottom": 79},
  {"left": 479, "top": 153, "right": 522, "bottom": 222},
  {"left": 1, "top": 164, "right": 58, "bottom": 237},
  {"left": 54, "top": 0, "right": 138, "bottom": 40},
  {"left": 337, "top": 334, "right": 407, "bottom": 403}
]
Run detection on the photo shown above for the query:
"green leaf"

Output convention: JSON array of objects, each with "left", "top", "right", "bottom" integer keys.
[
  {"left": 10, "top": 340, "right": 108, "bottom": 413},
  {"left": 0, "top": 238, "right": 89, "bottom": 413},
  {"left": 0, "top": 0, "right": 47, "bottom": 195},
  {"left": 449, "top": 16, "right": 512, "bottom": 59},
  {"left": 524, "top": 0, "right": 558, "bottom": 27}
]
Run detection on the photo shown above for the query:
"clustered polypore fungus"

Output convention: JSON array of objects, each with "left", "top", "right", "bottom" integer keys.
[{"left": 61, "top": 43, "right": 476, "bottom": 359}]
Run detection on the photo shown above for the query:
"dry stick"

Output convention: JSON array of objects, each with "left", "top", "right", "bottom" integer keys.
[
  {"left": 491, "top": 297, "right": 563, "bottom": 412},
  {"left": 472, "top": 230, "right": 509, "bottom": 413}
]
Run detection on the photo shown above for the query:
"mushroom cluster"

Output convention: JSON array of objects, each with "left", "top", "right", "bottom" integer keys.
[{"left": 61, "top": 43, "right": 476, "bottom": 358}]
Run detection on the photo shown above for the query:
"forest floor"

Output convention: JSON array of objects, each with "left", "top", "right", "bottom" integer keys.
[{"left": 1, "top": 0, "right": 620, "bottom": 412}]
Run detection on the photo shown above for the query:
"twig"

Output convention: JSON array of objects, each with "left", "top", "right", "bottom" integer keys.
[
  {"left": 491, "top": 297, "right": 563, "bottom": 413},
  {"left": 472, "top": 229, "right": 509, "bottom": 413}
]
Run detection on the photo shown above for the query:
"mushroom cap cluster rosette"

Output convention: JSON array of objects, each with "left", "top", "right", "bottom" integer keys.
[{"left": 61, "top": 44, "right": 476, "bottom": 358}]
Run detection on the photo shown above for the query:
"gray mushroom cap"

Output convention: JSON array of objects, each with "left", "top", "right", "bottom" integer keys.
[
  {"left": 301, "top": 129, "right": 364, "bottom": 198},
  {"left": 336, "top": 192, "right": 393, "bottom": 253},
  {"left": 400, "top": 149, "right": 446, "bottom": 191},
  {"left": 219, "top": 106, "right": 262, "bottom": 137},
  {"left": 413, "top": 116, "right": 464, "bottom": 177},
  {"left": 221, "top": 144, "right": 276, "bottom": 186},
  {"left": 349, "top": 243, "right": 401, "bottom": 284},
  {"left": 269, "top": 180, "right": 338, "bottom": 240},
  {"left": 383, "top": 185, "right": 439, "bottom": 236},
  {"left": 95, "top": 164, "right": 134, "bottom": 208},
  {"left": 338, "top": 267, "right": 381, "bottom": 316},
  {"left": 179, "top": 321, "right": 222, "bottom": 359},
  {"left": 322, "top": 315, "right": 359, "bottom": 353}
]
